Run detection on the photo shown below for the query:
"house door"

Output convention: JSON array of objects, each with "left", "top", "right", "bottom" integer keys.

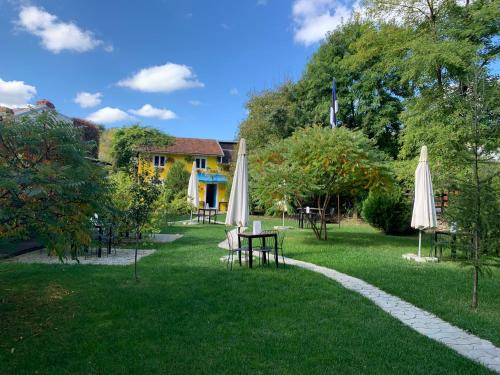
[{"left": 206, "top": 184, "right": 217, "bottom": 208}]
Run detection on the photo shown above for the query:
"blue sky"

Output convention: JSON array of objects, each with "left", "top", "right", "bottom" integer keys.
[
  {"left": 0, "top": 0, "right": 498, "bottom": 140},
  {"left": 0, "top": 0, "right": 348, "bottom": 140}
]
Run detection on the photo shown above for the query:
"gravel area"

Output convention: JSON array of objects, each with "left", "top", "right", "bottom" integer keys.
[{"left": 6, "top": 248, "right": 156, "bottom": 266}]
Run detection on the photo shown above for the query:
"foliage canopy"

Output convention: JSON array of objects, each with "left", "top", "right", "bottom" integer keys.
[
  {"left": 111, "top": 124, "right": 173, "bottom": 170},
  {"left": 252, "top": 126, "right": 392, "bottom": 239},
  {"left": 0, "top": 112, "right": 111, "bottom": 257}
]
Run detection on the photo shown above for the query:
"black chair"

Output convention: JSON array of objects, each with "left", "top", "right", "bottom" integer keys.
[
  {"left": 101, "top": 225, "right": 117, "bottom": 256},
  {"left": 82, "top": 227, "right": 101, "bottom": 259},
  {"left": 257, "top": 231, "right": 286, "bottom": 268},
  {"left": 225, "top": 229, "right": 248, "bottom": 270},
  {"left": 257, "top": 235, "right": 273, "bottom": 267},
  {"left": 325, "top": 207, "right": 336, "bottom": 223}
]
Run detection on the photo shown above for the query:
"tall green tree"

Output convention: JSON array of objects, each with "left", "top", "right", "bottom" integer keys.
[
  {"left": 295, "top": 21, "right": 407, "bottom": 157},
  {"left": 441, "top": 69, "right": 499, "bottom": 308},
  {"left": 363, "top": 0, "right": 498, "bottom": 88},
  {"left": 238, "top": 81, "right": 299, "bottom": 151},
  {"left": 111, "top": 125, "right": 173, "bottom": 170},
  {"left": 125, "top": 174, "right": 160, "bottom": 281},
  {"left": 0, "top": 111, "right": 111, "bottom": 258},
  {"left": 350, "top": 0, "right": 499, "bottom": 190}
]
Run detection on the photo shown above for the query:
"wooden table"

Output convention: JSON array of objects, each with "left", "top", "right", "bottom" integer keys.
[
  {"left": 238, "top": 231, "right": 278, "bottom": 269},
  {"left": 197, "top": 208, "right": 218, "bottom": 224}
]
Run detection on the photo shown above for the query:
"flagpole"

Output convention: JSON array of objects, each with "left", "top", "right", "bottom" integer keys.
[{"left": 330, "top": 78, "right": 338, "bottom": 128}]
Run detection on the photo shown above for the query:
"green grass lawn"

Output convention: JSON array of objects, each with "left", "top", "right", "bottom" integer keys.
[
  {"left": 249, "top": 216, "right": 500, "bottom": 348},
  {"left": 0, "top": 224, "right": 496, "bottom": 374}
]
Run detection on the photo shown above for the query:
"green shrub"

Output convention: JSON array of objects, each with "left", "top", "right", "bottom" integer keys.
[
  {"left": 362, "top": 188, "right": 412, "bottom": 235},
  {"left": 163, "top": 161, "right": 190, "bottom": 201}
]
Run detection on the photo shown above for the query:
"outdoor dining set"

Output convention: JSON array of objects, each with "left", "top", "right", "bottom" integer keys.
[
  {"left": 225, "top": 222, "right": 286, "bottom": 270},
  {"left": 196, "top": 206, "right": 218, "bottom": 224},
  {"left": 294, "top": 206, "right": 341, "bottom": 229}
]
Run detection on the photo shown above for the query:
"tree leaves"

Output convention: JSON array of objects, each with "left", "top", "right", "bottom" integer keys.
[
  {"left": 251, "top": 126, "right": 393, "bottom": 239},
  {"left": 0, "top": 111, "right": 112, "bottom": 257},
  {"left": 111, "top": 125, "right": 173, "bottom": 170}
]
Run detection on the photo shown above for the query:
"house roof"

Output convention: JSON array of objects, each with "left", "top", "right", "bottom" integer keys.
[
  {"left": 137, "top": 137, "right": 224, "bottom": 156},
  {"left": 13, "top": 105, "right": 72, "bottom": 123}
]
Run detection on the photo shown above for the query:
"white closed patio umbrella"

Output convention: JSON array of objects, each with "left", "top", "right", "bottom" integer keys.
[
  {"left": 187, "top": 161, "right": 199, "bottom": 221},
  {"left": 411, "top": 145, "right": 437, "bottom": 257},
  {"left": 225, "top": 138, "right": 249, "bottom": 229}
]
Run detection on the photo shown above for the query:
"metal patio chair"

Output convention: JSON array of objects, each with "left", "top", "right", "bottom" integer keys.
[{"left": 225, "top": 229, "right": 248, "bottom": 270}]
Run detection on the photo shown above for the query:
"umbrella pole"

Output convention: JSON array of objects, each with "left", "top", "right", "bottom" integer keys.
[
  {"left": 282, "top": 211, "right": 285, "bottom": 227},
  {"left": 337, "top": 194, "right": 340, "bottom": 228},
  {"left": 418, "top": 230, "right": 422, "bottom": 258}
]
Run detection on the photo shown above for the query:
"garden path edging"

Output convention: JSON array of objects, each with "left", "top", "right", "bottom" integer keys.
[{"left": 219, "top": 229, "right": 500, "bottom": 373}]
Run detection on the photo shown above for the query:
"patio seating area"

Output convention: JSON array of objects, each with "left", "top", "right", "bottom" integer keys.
[
  {"left": 223, "top": 226, "right": 287, "bottom": 269},
  {"left": 1, "top": 2, "right": 497, "bottom": 372},
  {"left": 196, "top": 207, "right": 218, "bottom": 224}
]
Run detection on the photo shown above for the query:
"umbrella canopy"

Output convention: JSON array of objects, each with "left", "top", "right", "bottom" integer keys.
[
  {"left": 411, "top": 145, "right": 437, "bottom": 230},
  {"left": 411, "top": 146, "right": 437, "bottom": 257},
  {"left": 225, "top": 138, "right": 249, "bottom": 227},
  {"left": 187, "top": 161, "right": 199, "bottom": 209}
]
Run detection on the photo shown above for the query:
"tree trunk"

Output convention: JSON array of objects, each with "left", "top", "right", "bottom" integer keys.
[
  {"left": 320, "top": 209, "right": 327, "bottom": 241},
  {"left": 309, "top": 214, "right": 322, "bottom": 240},
  {"left": 471, "top": 71, "right": 481, "bottom": 308},
  {"left": 436, "top": 67, "right": 443, "bottom": 87},
  {"left": 322, "top": 195, "right": 331, "bottom": 241},
  {"left": 134, "top": 232, "right": 139, "bottom": 282},
  {"left": 337, "top": 194, "right": 341, "bottom": 228},
  {"left": 472, "top": 265, "right": 478, "bottom": 309}
]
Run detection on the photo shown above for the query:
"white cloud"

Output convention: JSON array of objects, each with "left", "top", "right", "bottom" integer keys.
[
  {"left": 74, "top": 91, "right": 102, "bottom": 108},
  {"left": 86, "top": 107, "right": 132, "bottom": 124},
  {"left": 17, "top": 6, "right": 106, "bottom": 53},
  {"left": 129, "top": 104, "right": 177, "bottom": 120},
  {"left": 189, "top": 100, "right": 202, "bottom": 106},
  {"left": 229, "top": 88, "right": 239, "bottom": 95},
  {"left": 117, "top": 63, "right": 204, "bottom": 93},
  {"left": 257, "top": 0, "right": 268, "bottom": 5},
  {"left": 292, "top": 0, "right": 360, "bottom": 46},
  {"left": 0, "top": 77, "right": 37, "bottom": 107}
]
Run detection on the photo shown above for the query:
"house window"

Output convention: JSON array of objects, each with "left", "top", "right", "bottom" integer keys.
[
  {"left": 153, "top": 155, "right": 166, "bottom": 168},
  {"left": 195, "top": 157, "right": 207, "bottom": 169}
]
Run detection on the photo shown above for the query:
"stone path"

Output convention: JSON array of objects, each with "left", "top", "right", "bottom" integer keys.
[
  {"left": 219, "top": 229, "right": 500, "bottom": 373},
  {"left": 7, "top": 248, "right": 156, "bottom": 266}
]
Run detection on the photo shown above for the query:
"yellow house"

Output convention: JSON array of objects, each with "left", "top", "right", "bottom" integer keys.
[{"left": 137, "top": 138, "right": 236, "bottom": 211}]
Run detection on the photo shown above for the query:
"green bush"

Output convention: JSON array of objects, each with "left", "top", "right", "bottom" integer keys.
[
  {"left": 362, "top": 188, "right": 413, "bottom": 235},
  {"left": 163, "top": 161, "right": 190, "bottom": 201}
]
